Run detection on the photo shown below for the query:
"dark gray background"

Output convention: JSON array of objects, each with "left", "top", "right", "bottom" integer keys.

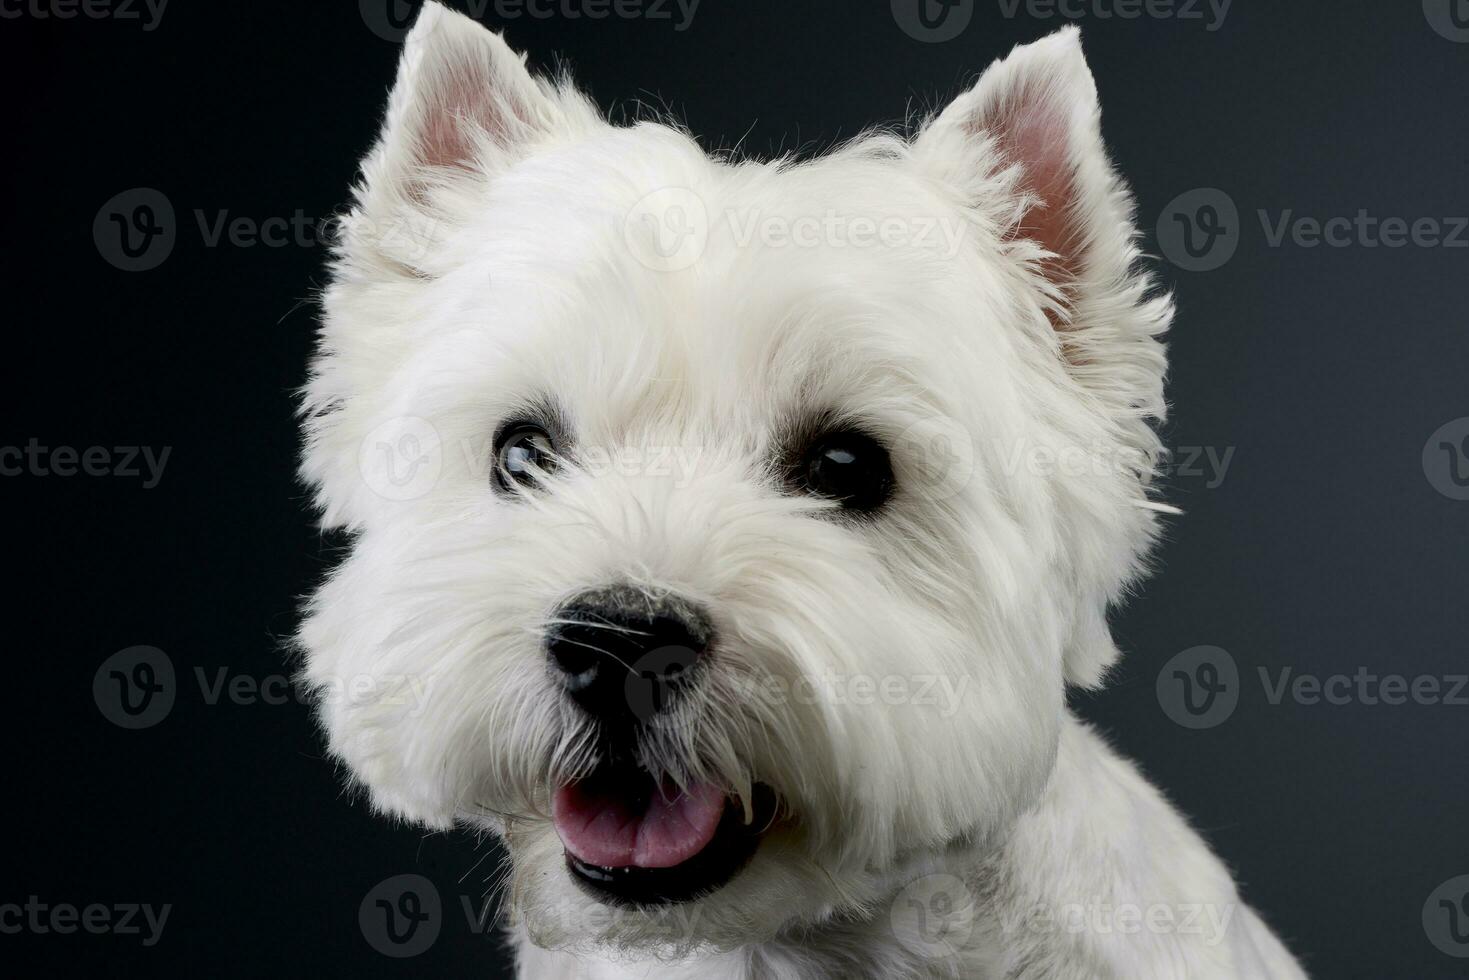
[{"left": 3, "top": 0, "right": 1465, "bottom": 975}]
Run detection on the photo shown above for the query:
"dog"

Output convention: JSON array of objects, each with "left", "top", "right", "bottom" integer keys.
[{"left": 297, "top": 4, "right": 1308, "bottom": 976}]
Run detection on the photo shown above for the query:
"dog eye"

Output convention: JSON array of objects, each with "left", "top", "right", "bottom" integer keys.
[
  {"left": 493, "top": 423, "right": 557, "bottom": 494},
  {"left": 797, "top": 429, "right": 894, "bottom": 512}
]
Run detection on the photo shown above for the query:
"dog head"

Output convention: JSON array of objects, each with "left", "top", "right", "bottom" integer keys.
[{"left": 298, "top": 1, "right": 1169, "bottom": 952}]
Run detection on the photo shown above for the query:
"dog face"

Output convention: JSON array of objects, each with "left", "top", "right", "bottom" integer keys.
[{"left": 298, "top": 2, "right": 1169, "bottom": 951}]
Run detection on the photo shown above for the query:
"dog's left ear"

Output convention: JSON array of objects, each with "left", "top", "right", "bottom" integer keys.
[
  {"left": 342, "top": 1, "right": 589, "bottom": 277},
  {"left": 919, "top": 28, "right": 1172, "bottom": 688},
  {"left": 918, "top": 26, "right": 1167, "bottom": 351}
]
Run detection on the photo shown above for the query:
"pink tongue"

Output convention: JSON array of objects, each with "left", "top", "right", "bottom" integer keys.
[{"left": 553, "top": 779, "right": 726, "bottom": 869}]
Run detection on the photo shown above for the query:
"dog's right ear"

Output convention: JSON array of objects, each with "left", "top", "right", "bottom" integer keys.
[
  {"left": 915, "top": 30, "right": 1172, "bottom": 689},
  {"left": 341, "top": 1, "right": 578, "bottom": 277},
  {"left": 304, "top": 4, "right": 597, "bottom": 530}
]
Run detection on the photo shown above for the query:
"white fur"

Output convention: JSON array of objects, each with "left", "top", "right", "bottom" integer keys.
[{"left": 297, "top": 4, "right": 1307, "bottom": 976}]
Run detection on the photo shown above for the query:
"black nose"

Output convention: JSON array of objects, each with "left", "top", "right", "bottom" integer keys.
[{"left": 545, "top": 586, "right": 712, "bottom": 726}]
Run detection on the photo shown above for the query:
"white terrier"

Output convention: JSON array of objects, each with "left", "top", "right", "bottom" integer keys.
[{"left": 298, "top": 4, "right": 1308, "bottom": 977}]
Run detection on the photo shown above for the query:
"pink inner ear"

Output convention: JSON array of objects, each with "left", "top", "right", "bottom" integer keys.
[
  {"left": 416, "top": 65, "right": 528, "bottom": 174},
  {"left": 974, "top": 84, "right": 1085, "bottom": 292},
  {"left": 417, "top": 70, "right": 488, "bottom": 173}
]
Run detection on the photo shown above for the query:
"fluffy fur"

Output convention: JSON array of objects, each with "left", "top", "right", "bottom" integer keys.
[{"left": 297, "top": 4, "right": 1307, "bottom": 976}]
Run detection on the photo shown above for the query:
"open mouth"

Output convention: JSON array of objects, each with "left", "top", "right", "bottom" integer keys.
[{"left": 552, "top": 759, "right": 778, "bottom": 906}]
